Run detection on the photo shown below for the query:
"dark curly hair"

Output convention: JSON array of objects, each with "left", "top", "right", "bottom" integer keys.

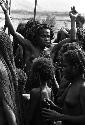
[
  {"left": 16, "top": 68, "right": 27, "bottom": 93},
  {"left": 24, "top": 18, "right": 53, "bottom": 50},
  {"left": 51, "top": 38, "right": 71, "bottom": 64},
  {"left": 58, "top": 42, "right": 82, "bottom": 66},
  {"left": 16, "top": 22, "right": 26, "bottom": 37},
  {"left": 29, "top": 57, "right": 55, "bottom": 89},
  {"left": 63, "top": 49, "right": 85, "bottom": 75},
  {"left": 76, "top": 14, "right": 85, "bottom": 26}
]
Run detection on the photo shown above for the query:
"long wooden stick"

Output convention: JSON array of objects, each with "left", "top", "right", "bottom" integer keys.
[
  {"left": 8, "top": 0, "right": 11, "bottom": 35},
  {"left": 34, "top": 0, "right": 37, "bottom": 21},
  {"left": 9, "top": 0, "right": 11, "bottom": 15}
]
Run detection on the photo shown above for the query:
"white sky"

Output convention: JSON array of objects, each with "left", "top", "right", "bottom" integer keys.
[
  {"left": 2, "top": 0, "right": 85, "bottom": 14},
  {"left": 37, "top": 0, "right": 85, "bottom": 14}
]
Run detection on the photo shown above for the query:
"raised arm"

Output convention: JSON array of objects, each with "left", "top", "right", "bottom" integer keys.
[
  {"left": 69, "top": 6, "right": 79, "bottom": 41},
  {"left": 0, "top": 0, "right": 16, "bottom": 36},
  {"left": 0, "top": 0, "right": 36, "bottom": 52}
]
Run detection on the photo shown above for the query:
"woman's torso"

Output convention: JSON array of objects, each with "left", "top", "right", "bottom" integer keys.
[{"left": 62, "top": 81, "right": 84, "bottom": 125}]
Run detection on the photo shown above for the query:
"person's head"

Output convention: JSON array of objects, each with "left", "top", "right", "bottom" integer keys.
[
  {"left": 37, "top": 25, "right": 51, "bottom": 48},
  {"left": 58, "top": 42, "right": 82, "bottom": 66},
  {"left": 29, "top": 57, "right": 55, "bottom": 89},
  {"left": 24, "top": 18, "right": 52, "bottom": 51},
  {"left": 62, "top": 49, "right": 85, "bottom": 82},
  {"left": 51, "top": 38, "right": 71, "bottom": 64},
  {"left": 76, "top": 14, "right": 85, "bottom": 41},
  {"left": 76, "top": 14, "right": 85, "bottom": 28},
  {"left": 16, "top": 22, "right": 26, "bottom": 37}
]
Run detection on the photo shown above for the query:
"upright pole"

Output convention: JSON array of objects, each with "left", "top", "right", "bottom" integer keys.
[
  {"left": 9, "top": 0, "right": 11, "bottom": 15},
  {"left": 8, "top": 0, "right": 11, "bottom": 36},
  {"left": 34, "top": 0, "right": 37, "bottom": 21}
]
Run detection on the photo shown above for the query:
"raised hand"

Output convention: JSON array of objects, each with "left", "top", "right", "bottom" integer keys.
[
  {"left": 0, "top": 0, "right": 9, "bottom": 13},
  {"left": 69, "top": 6, "right": 79, "bottom": 20},
  {"left": 0, "top": 0, "right": 4, "bottom": 4}
]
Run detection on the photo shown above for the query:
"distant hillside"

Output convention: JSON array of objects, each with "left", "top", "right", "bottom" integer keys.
[
  {"left": 0, "top": 0, "right": 69, "bottom": 16},
  {"left": 10, "top": 10, "right": 69, "bottom": 16}
]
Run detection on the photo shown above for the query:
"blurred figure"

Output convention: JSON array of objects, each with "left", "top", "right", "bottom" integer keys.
[{"left": 0, "top": 30, "right": 19, "bottom": 125}]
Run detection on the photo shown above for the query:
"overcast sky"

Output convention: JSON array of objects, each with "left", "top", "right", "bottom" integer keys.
[
  {"left": 36, "top": 0, "right": 85, "bottom": 13},
  {"left": 1, "top": 0, "right": 85, "bottom": 14}
]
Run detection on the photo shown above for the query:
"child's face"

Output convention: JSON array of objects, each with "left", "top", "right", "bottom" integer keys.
[{"left": 62, "top": 57, "right": 77, "bottom": 82}]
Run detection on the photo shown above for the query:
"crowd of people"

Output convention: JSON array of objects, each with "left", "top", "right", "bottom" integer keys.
[{"left": 0, "top": 0, "right": 85, "bottom": 125}]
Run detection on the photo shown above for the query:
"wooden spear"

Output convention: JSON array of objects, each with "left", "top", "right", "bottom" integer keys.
[
  {"left": 9, "top": 0, "right": 11, "bottom": 15},
  {"left": 8, "top": 0, "right": 11, "bottom": 35},
  {"left": 34, "top": 0, "right": 37, "bottom": 21}
]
